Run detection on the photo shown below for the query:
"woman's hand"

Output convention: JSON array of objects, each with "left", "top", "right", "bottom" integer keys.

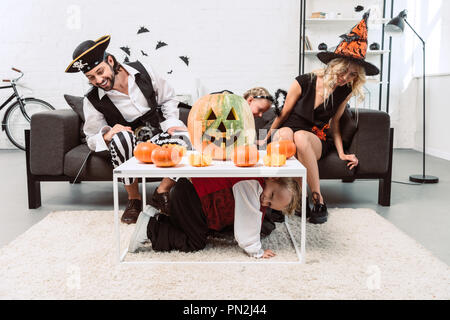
[
  {"left": 262, "top": 249, "right": 276, "bottom": 259},
  {"left": 256, "top": 139, "right": 267, "bottom": 147},
  {"left": 339, "top": 153, "right": 359, "bottom": 170}
]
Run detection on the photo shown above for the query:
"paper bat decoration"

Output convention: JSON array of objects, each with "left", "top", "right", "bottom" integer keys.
[
  {"left": 179, "top": 56, "right": 189, "bottom": 66},
  {"left": 167, "top": 70, "right": 173, "bottom": 74},
  {"left": 137, "top": 26, "right": 150, "bottom": 34},
  {"left": 141, "top": 50, "right": 148, "bottom": 56},
  {"left": 120, "top": 46, "right": 131, "bottom": 56},
  {"left": 156, "top": 41, "right": 168, "bottom": 50}
]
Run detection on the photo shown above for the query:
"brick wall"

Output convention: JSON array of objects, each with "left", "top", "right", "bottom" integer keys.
[{"left": 0, "top": 0, "right": 300, "bottom": 148}]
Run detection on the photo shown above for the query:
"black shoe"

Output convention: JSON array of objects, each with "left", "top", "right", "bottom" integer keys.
[
  {"left": 269, "top": 209, "right": 285, "bottom": 223},
  {"left": 121, "top": 199, "right": 142, "bottom": 224},
  {"left": 295, "top": 196, "right": 311, "bottom": 218},
  {"left": 309, "top": 192, "right": 328, "bottom": 224}
]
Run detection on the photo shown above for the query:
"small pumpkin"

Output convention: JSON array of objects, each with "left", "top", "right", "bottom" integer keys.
[
  {"left": 266, "top": 140, "right": 296, "bottom": 159},
  {"left": 188, "top": 153, "right": 212, "bottom": 167},
  {"left": 263, "top": 153, "right": 286, "bottom": 167},
  {"left": 233, "top": 145, "right": 259, "bottom": 167},
  {"left": 134, "top": 141, "right": 159, "bottom": 163},
  {"left": 163, "top": 144, "right": 187, "bottom": 157},
  {"left": 151, "top": 145, "right": 182, "bottom": 167}
]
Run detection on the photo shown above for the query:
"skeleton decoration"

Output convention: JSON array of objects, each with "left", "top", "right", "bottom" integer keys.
[{"left": 72, "top": 59, "right": 88, "bottom": 72}]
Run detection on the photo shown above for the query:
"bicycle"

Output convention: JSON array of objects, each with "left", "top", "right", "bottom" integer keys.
[{"left": 1, "top": 67, "right": 55, "bottom": 150}]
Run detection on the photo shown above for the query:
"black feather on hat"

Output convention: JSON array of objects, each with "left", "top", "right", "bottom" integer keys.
[{"left": 65, "top": 35, "right": 111, "bottom": 73}]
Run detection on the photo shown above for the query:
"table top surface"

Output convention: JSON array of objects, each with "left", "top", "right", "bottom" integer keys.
[{"left": 113, "top": 151, "right": 306, "bottom": 177}]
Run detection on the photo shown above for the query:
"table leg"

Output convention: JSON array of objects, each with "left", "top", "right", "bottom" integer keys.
[
  {"left": 301, "top": 175, "right": 306, "bottom": 263},
  {"left": 113, "top": 175, "right": 120, "bottom": 264},
  {"left": 142, "top": 177, "right": 146, "bottom": 207}
]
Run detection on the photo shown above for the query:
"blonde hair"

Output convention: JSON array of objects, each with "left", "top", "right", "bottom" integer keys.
[
  {"left": 274, "top": 177, "right": 302, "bottom": 216},
  {"left": 312, "top": 58, "right": 366, "bottom": 108},
  {"left": 243, "top": 87, "right": 273, "bottom": 101}
]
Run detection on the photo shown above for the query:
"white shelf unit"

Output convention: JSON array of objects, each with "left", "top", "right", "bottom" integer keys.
[
  {"left": 299, "top": 0, "right": 394, "bottom": 111},
  {"left": 304, "top": 50, "right": 390, "bottom": 55},
  {"left": 305, "top": 18, "right": 390, "bottom": 24}
]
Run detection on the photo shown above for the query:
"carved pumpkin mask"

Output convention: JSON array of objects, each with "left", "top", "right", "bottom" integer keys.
[{"left": 188, "top": 91, "right": 256, "bottom": 160}]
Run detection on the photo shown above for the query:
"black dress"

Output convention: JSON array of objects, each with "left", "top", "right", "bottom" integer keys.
[{"left": 280, "top": 73, "right": 352, "bottom": 158}]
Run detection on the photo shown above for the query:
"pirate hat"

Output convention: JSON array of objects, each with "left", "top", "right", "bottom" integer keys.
[
  {"left": 316, "top": 11, "right": 379, "bottom": 76},
  {"left": 65, "top": 35, "right": 111, "bottom": 73}
]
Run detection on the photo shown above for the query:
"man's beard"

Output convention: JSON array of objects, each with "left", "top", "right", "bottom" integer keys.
[{"left": 95, "top": 64, "right": 116, "bottom": 91}]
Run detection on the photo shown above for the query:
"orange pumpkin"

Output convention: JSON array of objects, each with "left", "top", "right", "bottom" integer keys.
[
  {"left": 151, "top": 145, "right": 181, "bottom": 167},
  {"left": 188, "top": 153, "right": 212, "bottom": 167},
  {"left": 263, "top": 153, "right": 286, "bottom": 167},
  {"left": 233, "top": 145, "right": 259, "bottom": 167},
  {"left": 134, "top": 142, "right": 159, "bottom": 163},
  {"left": 163, "top": 144, "right": 187, "bottom": 157},
  {"left": 266, "top": 140, "right": 296, "bottom": 159}
]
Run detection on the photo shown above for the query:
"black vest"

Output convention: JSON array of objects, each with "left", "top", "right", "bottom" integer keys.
[{"left": 85, "top": 61, "right": 164, "bottom": 132}]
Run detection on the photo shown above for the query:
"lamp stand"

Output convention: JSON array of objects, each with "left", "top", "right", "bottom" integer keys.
[{"left": 403, "top": 19, "right": 439, "bottom": 184}]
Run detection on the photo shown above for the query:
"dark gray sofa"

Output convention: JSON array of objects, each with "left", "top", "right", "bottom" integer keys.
[{"left": 26, "top": 101, "right": 393, "bottom": 209}]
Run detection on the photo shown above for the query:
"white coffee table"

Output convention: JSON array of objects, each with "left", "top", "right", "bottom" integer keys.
[{"left": 113, "top": 150, "right": 307, "bottom": 264}]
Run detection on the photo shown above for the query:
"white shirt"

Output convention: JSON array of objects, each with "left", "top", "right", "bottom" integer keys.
[
  {"left": 232, "top": 180, "right": 265, "bottom": 259},
  {"left": 82, "top": 62, "right": 186, "bottom": 152}
]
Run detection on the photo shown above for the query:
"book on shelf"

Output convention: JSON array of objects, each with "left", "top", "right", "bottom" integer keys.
[{"left": 301, "top": 36, "right": 312, "bottom": 50}]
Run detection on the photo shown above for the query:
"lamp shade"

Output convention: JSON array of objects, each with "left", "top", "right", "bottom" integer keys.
[{"left": 385, "top": 9, "right": 407, "bottom": 35}]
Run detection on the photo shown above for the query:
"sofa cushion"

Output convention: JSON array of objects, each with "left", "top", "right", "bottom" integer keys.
[
  {"left": 64, "top": 144, "right": 113, "bottom": 180},
  {"left": 64, "top": 94, "right": 86, "bottom": 143},
  {"left": 338, "top": 107, "right": 358, "bottom": 149},
  {"left": 317, "top": 151, "right": 356, "bottom": 178}
]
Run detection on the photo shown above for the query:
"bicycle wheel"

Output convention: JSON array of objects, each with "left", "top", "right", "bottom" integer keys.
[{"left": 4, "top": 98, "right": 55, "bottom": 150}]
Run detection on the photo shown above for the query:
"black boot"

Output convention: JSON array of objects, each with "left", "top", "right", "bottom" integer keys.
[{"left": 309, "top": 192, "right": 328, "bottom": 224}]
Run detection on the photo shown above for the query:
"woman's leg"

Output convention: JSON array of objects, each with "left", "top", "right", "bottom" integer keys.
[
  {"left": 293, "top": 130, "right": 324, "bottom": 204},
  {"left": 272, "top": 127, "right": 294, "bottom": 142}
]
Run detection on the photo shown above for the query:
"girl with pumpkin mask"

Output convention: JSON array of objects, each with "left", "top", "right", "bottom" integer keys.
[
  {"left": 128, "top": 176, "right": 301, "bottom": 259},
  {"left": 259, "top": 12, "right": 379, "bottom": 224}
]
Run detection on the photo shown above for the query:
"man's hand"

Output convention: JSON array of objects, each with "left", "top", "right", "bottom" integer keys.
[
  {"left": 103, "top": 124, "right": 133, "bottom": 143},
  {"left": 262, "top": 249, "right": 276, "bottom": 259},
  {"left": 167, "top": 126, "right": 188, "bottom": 135},
  {"left": 339, "top": 153, "right": 359, "bottom": 170}
]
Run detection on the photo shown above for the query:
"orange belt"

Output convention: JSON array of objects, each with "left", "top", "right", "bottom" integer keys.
[{"left": 312, "top": 124, "right": 330, "bottom": 141}]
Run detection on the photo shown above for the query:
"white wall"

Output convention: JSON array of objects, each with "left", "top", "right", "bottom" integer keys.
[
  {"left": 412, "top": 1, "right": 450, "bottom": 160},
  {"left": 1, "top": 0, "right": 449, "bottom": 160},
  {"left": 0, "top": 0, "right": 300, "bottom": 148},
  {"left": 388, "top": 0, "right": 450, "bottom": 160}
]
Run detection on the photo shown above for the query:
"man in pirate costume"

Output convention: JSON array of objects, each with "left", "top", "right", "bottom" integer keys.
[
  {"left": 260, "top": 11, "right": 379, "bottom": 224},
  {"left": 65, "top": 35, "right": 190, "bottom": 224}
]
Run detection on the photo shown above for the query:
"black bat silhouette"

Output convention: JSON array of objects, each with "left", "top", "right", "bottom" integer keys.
[
  {"left": 167, "top": 70, "right": 173, "bottom": 74},
  {"left": 339, "top": 33, "right": 361, "bottom": 42},
  {"left": 137, "top": 26, "right": 150, "bottom": 34},
  {"left": 141, "top": 50, "right": 148, "bottom": 56},
  {"left": 120, "top": 46, "right": 131, "bottom": 56},
  {"left": 179, "top": 56, "right": 189, "bottom": 66},
  {"left": 156, "top": 41, "right": 168, "bottom": 50}
]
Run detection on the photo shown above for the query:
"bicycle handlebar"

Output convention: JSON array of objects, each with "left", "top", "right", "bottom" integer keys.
[{"left": 12, "top": 67, "right": 22, "bottom": 73}]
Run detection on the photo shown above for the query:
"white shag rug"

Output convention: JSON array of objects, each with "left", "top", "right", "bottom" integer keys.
[{"left": 0, "top": 208, "right": 449, "bottom": 300}]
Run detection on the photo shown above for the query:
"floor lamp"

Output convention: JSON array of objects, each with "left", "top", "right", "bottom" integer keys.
[{"left": 385, "top": 9, "right": 439, "bottom": 183}]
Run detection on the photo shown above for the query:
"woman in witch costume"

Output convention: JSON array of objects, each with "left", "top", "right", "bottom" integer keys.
[{"left": 260, "top": 11, "right": 379, "bottom": 224}]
